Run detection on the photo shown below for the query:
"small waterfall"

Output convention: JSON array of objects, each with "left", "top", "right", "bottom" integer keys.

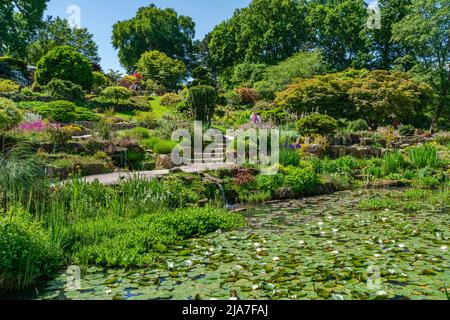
[{"left": 215, "top": 183, "right": 230, "bottom": 209}]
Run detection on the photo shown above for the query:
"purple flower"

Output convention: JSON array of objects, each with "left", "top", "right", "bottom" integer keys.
[{"left": 18, "top": 121, "right": 47, "bottom": 132}]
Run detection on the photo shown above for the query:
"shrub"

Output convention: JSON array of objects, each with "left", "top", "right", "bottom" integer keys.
[
  {"left": 347, "top": 119, "right": 369, "bottom": 132},
  {"left": 187, "top": 85, "right": 217, "bottom": 124},
  {"left": 35, "top": 46, "right": 93, "bottom": 89},
  {"left": 100, "top": 86, "right": 132, "bottom": 104},
  {"left": 92, "top": 71, "right": 110, "bottom": 92},
  {"left": 235, "top": 87, "right": 259, "bottom": 105},
  {"left": 408, "top": 144, "right": 439, "bottom": 169},
  {"left": 135, "top": 111, "right": 157, "bottom": 129},
  {"left": 260, "top": 107, "right": 289, "bottom": 124},
  {"left": 69, "top": 207, "right": 244, "bottom": 267},
  {"left": 136, "top": 50, "right": 186, "bottom": 91},
  {"left": 44, "top": 78, "right": 83, "bottom": 100},
  {"left": 223, "top": 91, "right": 243, "bottom": 108},
  {"left": 0, "top": 79, "right": 20, "bottom": 93},
  {"left": 279, "top": 148, "right": 301, "bottom": 167},
  {"left": 118, "top": 127, "right": 152, "bottom": 141},
  {"left": 297, "top": 114, "right": 338, "bottom": 136},
  {"left": 33, "top": 100, "right": 97, "bottom": 123},
  {"left": 0, "top": 207, "right": 62, "bottom": 293},
  {"left": 398, "top": 124, "right": 415, "bottom": 136},
  {"left": 382, "top": 151, "right": 406, "bottom": 175},
  {"left": 231, "top": 63, "right": 267, "bottom": 87},
  {"left": 281, "top": 166, "right": 320, "bottom": 195},
  {"left": 153, "top": 140, "right": 178, "bottom": 154},
  {"left": 160, "top": 93, "right": 182, "bottom": 106},
  {"left": 142, "top": 136, "right": 162, "bottom": 149},
  {"left": 0, "top": 98, "right": 23, "bottom": 130}
]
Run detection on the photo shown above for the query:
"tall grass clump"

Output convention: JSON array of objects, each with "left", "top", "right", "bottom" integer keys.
[
  {"left": 408, "top": 144, "right": 439, "bottom": 169},
  {"left": 382, "top": 150, "right": 406, "bottom": 175},
  {"left": 0, "top": 207, "right": 62, "bottom": 293},
  {"left": 279, "top": 148, "right": 301, "bottom": 166}
]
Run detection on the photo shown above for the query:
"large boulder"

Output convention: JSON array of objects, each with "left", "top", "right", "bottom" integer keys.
[{"left": 155, "top": 155, "right": 174, "bottom": 170}]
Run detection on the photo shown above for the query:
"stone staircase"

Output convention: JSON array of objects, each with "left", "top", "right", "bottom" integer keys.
[{"left": 186, "top": 137, "right": 232, "bottom": 164}]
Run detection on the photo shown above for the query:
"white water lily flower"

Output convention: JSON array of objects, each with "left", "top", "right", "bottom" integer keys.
[
  {"left": 440, "top": 246, "right": 448, "bottom": 251},
  {"left": 273, "top": 256, "right": 280, "bottom": 262},
  {"left": 320, "top": 231, "right": 326, "bottom": 236},
  {"left": 209, "top": 247, "right": 215, "bottom": 252},
  {"left": 374, "top": 254, "right": 381, "bottom": 258},
  {"left": 388, "top": 269, "right": 395, "bottom": 274},
  {"left": 376, "top": 290, "right": 387, "bottom": 296},
  {"left": 318, "top": 222, "right": 324, "bottom": 226},
  {"left": 382, "top": 218, "right": 388, "bottom": 222},
  {"left": 331, "top": 250, "right": 339, "bottom": 255},
  {"left": 332, "top": 228, "right": 338, "bottom": 233},
  {"left": 384, "top": 209, "right": 390, "bottom": 212},
  {"left": 235, "top": 265, "right": 244, "bottom": 270},
  {"left": 398, "top": 244, "right": 406, "bottom": 248},
  {"left": 105, "top": 289, "right": 112, "bottom": 294},
  {"left": 299, "top": 240, "right": 305, "bottom": 245},
  {"left": 327, "top": 216, "right": 333, "bottom": 220},
  {"left": 167, "top": 261, "right": 174, "bottom": 269},
  {"left": 253, "top": 242, "right": 261, "bottom": 248},
  {"left": 252, "top": 285, "right": 259, "bottom": 290},
  {"left": 185, "top": 260, "right": 193, "bottom": 267},
  {"left": 256, "top": 248, "right": 263, "bottom": 253},
  {"left": 262, "top": 240, "right": 267, "bottom": 244},
  {"left": 327, "top": 241, "right": 333, "bottom": 245}
]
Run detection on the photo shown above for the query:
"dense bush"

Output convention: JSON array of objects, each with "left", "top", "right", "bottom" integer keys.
[
  {"left": 0, "top": 79, "right": 20, "bottom": 93},
  {"left": 187, "top": 85, "right": 217, "bottom": 124},
  {"left": 100, "top": 86, "right": 132, "bottom": 104},
  {"left": 276, "top": 69, "right": 433, "bottom": 129},
  {"left": 231, "top": 63, "right": 267, "bottom": 88},
  {"left": 69, "top": 206, "right": 244, "bottom": 267},
  {"left": 0, "top": 207, "right": 62, "bottom": 293},
  {"left": 33, "top": 100, "right": 98, "bottom": 123},
  {"left": 260, "top": 107, "right": 289, "bottom": 124},
  {"left": 398, "top": 124, "right": 415, "bottom": 136},
  {"left": 160, "top": 93, "right": 183, "bottom": 106},
  {"left": 347, "top": 119, "right": 369, "bottom": 132},
  {"left": 35, "top": 46, "right": 93, "bottom": 89},
  {"left": 44, "top": 78, "right": 83, "bottom": 100},
  {"left": 153, "top": 140, "right": 178, "bottom": 155},
  {"left": 281, "top": 166, "right": 320, "bottom": 195},
  {"left": 297, "top": 114, "right": 337, "bottom": 136},
  {"left": 0, "top": 98, "right": 23, "bottom": 130},
  {"left": 236, "top": 87, "right": 259, "bottom": 105},
  {"left": 92, "top": 71, "right": 111, "bottom": 92},
  {"left": 136, "top": 50, "right": 186, "bottom": 90}
]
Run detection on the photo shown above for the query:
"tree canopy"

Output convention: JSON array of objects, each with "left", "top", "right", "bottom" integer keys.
[
  {"left": 112, "top": 4, "right": 195, "bottom": 72},
  {"left": 0, "top": 0, "right": 49, "bottom": 58},
  {"left": 27, "top": 17, "right": 100, "bottom": 65}
]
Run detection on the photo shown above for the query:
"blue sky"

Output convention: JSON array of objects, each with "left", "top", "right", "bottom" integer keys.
[{"left": 45, "top": 0, "right": 252, "bottom": 73}]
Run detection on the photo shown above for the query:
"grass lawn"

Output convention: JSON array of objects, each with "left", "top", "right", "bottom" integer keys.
[{"left": 115, "top": 96, "right": 175, "bottom": 121}]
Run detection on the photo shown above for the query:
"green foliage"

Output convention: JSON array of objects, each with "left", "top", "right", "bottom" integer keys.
[
  {"left": 398, "top": 124, "right": 416, "bottom": 136},
  {"left": 279, "top": 148, "right": 301, "bottom": 167},
  {"left": 69, "top": 207, "right": 245, "bottom": 267},
  {"left": 35, "top": 46, "right": 94, "bottom": 89},
  {"left": 347, "top": 119, "right": 369, "bottom": 132},
  {"left": 408, "top": 144, "right": 440, "bottom": 169},
  {"left": 0, "top": 98, "right": 23, "bottom": 131},
  {"left": 136, "top": 50, "right": 186, "bottom": 90},
  {"left": 27, "top": 17, "right": 100, "bottom": 65},
  {"left": 160, "top": 93, "right": 183, "bottom": 106},
  {"left": 209, "top": 0, "right": 310, "bottom": 71},
  {"left": 0, "top": 207, "right": 62, "bottom": 293},
  {"left": 260, "top": 107, "right": 289, "bottom": 124},
  {"left": 112, "top": 4, "right": 195, "bottom": 72},
  {"left": 190, "top": 66, "right": 215, "bottom": 87},
  {"left": 92, "top": 71, "right": 110, "bottom": 92},
  {"left": 0, "top": 0, "right": 48, "bottom": 58},
  {"left": 281, "top": 166, "right": 320, "bottom": 195},
  {"left": 100, "top": 86, "right": 132, "bottom": 104},
  {"left": 382, "top": 151, "right": 406, "bottom": 175},
  {"left": 277, "top": 69, "right": 433, "bottom": 129},
  {"left": 0, "top": 79, "right": 20, "bottom": 93},
  {"left": 44, "top": 78, "right": 84, "bottom": 100},
  {"left": 33, "top": 100, "right": 98, "bottom": 123},
  {"left": 187, "top": 85, "right": 217, "bottom": 123},
  {"left": 297, "top": 114, "right": 338, "bottom": 136},
  {"left": 231, "top": 63, "right": 267, "bottom": 88},
  {"left": 153, "top": 140, "right": 178, "bottom": 155}
]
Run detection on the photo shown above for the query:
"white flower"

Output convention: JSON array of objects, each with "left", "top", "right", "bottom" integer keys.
[
  {"left": 273, "top": 256, "right": 280, "bottom": 262},
  {"left": 331, "top": 251, "right": 339, "bottom": 255},
  {"left": 327, "top": 241, "right": 333, "bottom": 245},
  {"left": 374, "top": 254, "right": 381, "bottom": 258},
  {"left": 235, "top": 265, "right": 244, "bottom": 270},
  {"left": 256, "top": 248, "right": 263, "bottom": 253},
  {"left": 253, "top": 242, "right": 261, "bottom": 248},
  {"left": 320, "top": 231, "right": 326, "bottom": 236},
  {"left": 332, "top": 228, "right": 338, "bottom": 233},
  {"left": 384, "top": 209, "right": 390, "bottom": 212},
  {"left": 299, "top": 240, "right": 305, "bottom": 245},
  {"left": 185, "top": 260, "right": 193, "bottom": 267},
  {"left": 382, "top": 218, "right": 388, "bottom": 222},
  {"left": 398, "top": 244, "right": 406, "bottom": 248},
  {"left": 209, "top": 247, "right": 215, "bottom": 252},
  {"left": 318, "top": 222, "right": 324, "bottom": 226},
  {"left": 440, "top": 246, "right": 448, "bottom": 251},
  {"left": 252, "top": 285, "right": 259, "bottom": 290},
  {"left": 262, "top": 240, "right": 267, "bottom": 244},
  {"left": 105, "top": 289, "right": 112, "bottom": 294},
  {"left": 167, "top": 261, "right": 174, "bottom": 270},
  {"left": 376, "top": 290, "right": 387, "bottom": 296}
]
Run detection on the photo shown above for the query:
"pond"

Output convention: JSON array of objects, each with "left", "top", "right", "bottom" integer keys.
[{"left": 32, "top": 189, "right": 450, "bottom": 300}]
